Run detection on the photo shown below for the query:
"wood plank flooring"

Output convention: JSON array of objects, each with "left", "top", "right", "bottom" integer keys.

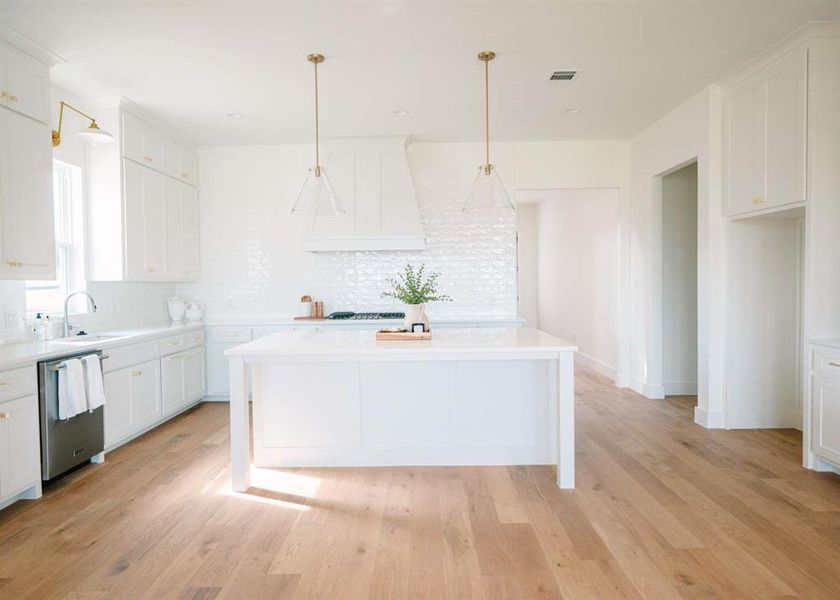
[{"left": 2, "top": 367, "right": 840, "bottom": 599}]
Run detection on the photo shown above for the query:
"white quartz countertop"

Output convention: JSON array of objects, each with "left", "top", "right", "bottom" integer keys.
[
  {"left": 0, "top": 322, "right": 204, "bottom": 371},
  {"left": 226, "top": 327, "right": 576, "bottom": 359},
  {"left": 811, "top": 337, "right": 840, "bottom": 350},
  {"left": 206, "top": 316, "right": 526, "bottom": 327}
]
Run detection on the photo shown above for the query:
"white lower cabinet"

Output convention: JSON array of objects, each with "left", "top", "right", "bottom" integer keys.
[
  {"left": 162, "top": 347, "right": 205, "bottom": 417},
  {"left": 813, "top": 374, "right": 840, "bottom": 466},
  {"left": 0, "top": 394, "right": 41, "bottom": 500},
  {"left": 104, "top": 359, "right": 162, "bottom": 447}
]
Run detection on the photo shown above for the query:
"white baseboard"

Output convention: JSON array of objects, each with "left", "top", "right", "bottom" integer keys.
[
  {"left": 575, "top": 353, "right": 616, "bottom": 379},
  {"left": 694, "top": 407, "right": 726, "bottom": 429},
  {"left": 664, "top": 381, "right": 698, "bottom": 396},
  {"left": 630, "top": 377, "right": 665, "bottom": 399},
  {"left": 614, "top": 372, "right": 630, "bottom": 388},
  {"left": 202, "top": 395, "right": 229, "bottom": 402}
]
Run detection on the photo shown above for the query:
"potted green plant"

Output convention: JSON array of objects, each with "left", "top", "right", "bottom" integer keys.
[{"left": 382, "top": 264, "right": 451, "bottom": 331}]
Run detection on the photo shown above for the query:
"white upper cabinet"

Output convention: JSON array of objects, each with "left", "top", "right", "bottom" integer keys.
[
  {"left": 725, "top": 45, "right": 807, "bottom": 217},
  {"left": 0, "top": 41, "right": 49, "bottom": 124},
  {"left": 88, "top": 101, "right": 200, "bottom": 281},
  {"left": 0, "top": 107, "right": 55, "bottom": 279},
  {"left": 165, "top": 178, "right": 200, "bottom": 280},
  {"left": 165, "top": 137, "right": 197, "bottom": 185},
  {"left": 122, "top": 111, "right": 166, "bottom": 170},
  {"left": 124, "top": 159, "right": 167, "bottom": 279}
]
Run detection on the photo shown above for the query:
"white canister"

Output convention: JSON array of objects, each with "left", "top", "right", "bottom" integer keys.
[
  {"left": 167, "top": 297, "right": 186, "bottom": 323},
  {"left": 185, "top": 302, "right": 204, "bottom": 322}
]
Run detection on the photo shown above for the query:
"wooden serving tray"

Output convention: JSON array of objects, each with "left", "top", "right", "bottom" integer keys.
[{"left": 375, "top": 330, "right": 432, "bottom": 341}]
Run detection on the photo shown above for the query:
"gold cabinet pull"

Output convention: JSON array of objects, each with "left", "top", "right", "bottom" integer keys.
[
  {"left": 131, "top": 369, "right": 143, "bottom": 377},
  {"left": 751, "top": 197, "right": 765, "bottom": 205},
  {"left": 0, "top": 412, "right": 10, "bottom": 419},
  {"left": 9, "top": 94, "right": 17, "bottom": 102},
  {"left": 143, "top": 155, "right": 153, "bottom": 162},
  {"left": 6, "top": 260, "right": 21, "bottom": 267}
]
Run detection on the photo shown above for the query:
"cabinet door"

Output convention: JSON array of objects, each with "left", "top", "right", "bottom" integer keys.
[
  {"left": 165, "top": 177, "right": 185, "bottom": 279},
  {"left": 765, "top": 47, "right": 806, "bottom": 209},
  {"left": 813, "top": 375, "right": 840, "bottom": 466},
  {"left": 131, "top": 359, "right": 162, "bottom": 431},
  {"left": 2, "top": 44, "right": 50, "bottom": 124},
  {"left": 207, "top": 343, "right": 238, "bottom": 395},
  {"left": 0, "top": 394, "right": 41, "bottom": 498},
  {"left": 104, "top": 367, "right": 132, "bottom": 446},
  {"left": 0, "top": 107, "right": 55, "bottom": 279},
  {"left": 165, "top": 138, "right": 197, "bottom": 185},
  {"left": 184, "top": 347, "right": 206, "bottom": 402},
  {"left": 122, "top": 112, "right": 165, "bottom": 169},
  {"left": 124, "top": 160, "right": 167, "bottom": 279},
  {"left": 726, "top": 73, "right": 766, "bottom": 215},
  {"left": 161, "top": 352, "right": 186, "bottom": 417},
  {"left": 182, "top": 184, "right": 200, "bottom": 278}
]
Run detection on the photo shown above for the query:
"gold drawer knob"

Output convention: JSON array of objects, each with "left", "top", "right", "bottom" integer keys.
[
  {"left": 131, "top": 369, "right": 143, "bottom": 377},
  {"left": 143, "top": 155, "right": 153, "bottom": 162},
  {"left": 0, "top": 412, "right": 10, "bottom": 420},
  {"left": 751, "top": 197, "right": 765, "bottom": 205}
]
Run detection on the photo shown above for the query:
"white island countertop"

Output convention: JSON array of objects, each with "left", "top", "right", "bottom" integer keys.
[{"left": 226, "top": 326, "right": 577, "bottom": 361}]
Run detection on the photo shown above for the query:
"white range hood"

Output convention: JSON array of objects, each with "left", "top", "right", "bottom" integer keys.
[{"left": 303, "top": 136, "right": 426, "bottom": 252}]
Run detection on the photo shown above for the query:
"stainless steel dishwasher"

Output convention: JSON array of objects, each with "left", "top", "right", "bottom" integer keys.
[{"left": 37, "top": 350, "right": 107, "bottom": 481}]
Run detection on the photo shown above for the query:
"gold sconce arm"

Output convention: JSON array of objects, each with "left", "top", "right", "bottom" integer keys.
[{"left": 52, "top": 101, "right": 102, "bottom": 147}]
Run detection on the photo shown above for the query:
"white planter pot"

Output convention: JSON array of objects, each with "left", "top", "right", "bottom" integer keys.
[{"left": 403, "top": 304, "right": 430, "bottom": 332}]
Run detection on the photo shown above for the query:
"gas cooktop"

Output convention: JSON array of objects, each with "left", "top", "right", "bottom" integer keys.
[{"left": 327, "top": 311, "right": 405, "bottom": 320}]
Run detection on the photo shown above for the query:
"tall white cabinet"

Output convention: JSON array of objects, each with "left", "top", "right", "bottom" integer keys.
[
  {"left": 0, "top": 40, "right": 54, "bottom": 280},
  {"left": 88, "top": 99, "right": 200, "bottom": 281}
]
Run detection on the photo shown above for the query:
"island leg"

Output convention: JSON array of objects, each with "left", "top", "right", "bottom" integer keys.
[
  {"left": 556, "top": 352, "right": 575, "bottom": 489},
  {"left": 229, "top": 355, "right": 250, "bottom": 492}
]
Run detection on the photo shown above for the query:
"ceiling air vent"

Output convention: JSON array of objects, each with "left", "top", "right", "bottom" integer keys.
[{"left": 549, "top": 70, "right": 577, "bottom": 81}]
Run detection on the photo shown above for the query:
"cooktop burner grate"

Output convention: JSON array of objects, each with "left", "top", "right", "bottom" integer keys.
[{"left": 328, "top": 311, "right": 405, "bottom": 320}]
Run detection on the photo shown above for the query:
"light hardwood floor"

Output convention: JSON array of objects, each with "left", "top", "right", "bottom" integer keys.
[{"left": 2, "top": 367, "right": 840, "bottom": 599}]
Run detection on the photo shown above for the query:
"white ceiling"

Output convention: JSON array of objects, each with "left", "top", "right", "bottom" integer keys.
[{"left": 3, "top": 1, "right": 838, "bottom": 146}]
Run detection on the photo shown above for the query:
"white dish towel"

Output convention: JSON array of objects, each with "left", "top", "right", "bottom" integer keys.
[
  {"left": 82, "top": 354, "right": 107, "bottom": 412},
  {"left": 58, "top": 359, "right": 88, "bottom": 420}
]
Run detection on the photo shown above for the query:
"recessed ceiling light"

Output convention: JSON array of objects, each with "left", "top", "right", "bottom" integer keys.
[
  {"left": 566, "top": 108, "right": 580, "bottom": 114},
  {"left": 226, "top": 112, "right": 245, "bottom": 119},
  {"left": 393, "top": 110, "right": 410, "bottom": 117}
]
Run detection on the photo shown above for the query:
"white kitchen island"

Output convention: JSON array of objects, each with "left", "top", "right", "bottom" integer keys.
[{"left": 227, "top": 327, "right": 577, "bottom": 490}]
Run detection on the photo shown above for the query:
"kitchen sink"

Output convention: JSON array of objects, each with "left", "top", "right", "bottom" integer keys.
[{"left": 57, "top": 335, "right": 122, "bottom": 344}]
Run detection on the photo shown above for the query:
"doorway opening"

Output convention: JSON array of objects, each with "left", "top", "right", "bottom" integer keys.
[{"left": 661, "top": 162, "right": 698, "bottom": 406}]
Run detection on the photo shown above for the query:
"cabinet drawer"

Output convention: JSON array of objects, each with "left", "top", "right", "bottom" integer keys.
[
  {"left": 207, "top": 327, "right": 251, "bottom": 344},
  {"left": 0, "top": 366, "right": 36, "bottom": 403},
  {"left": 160, "top": 334, "right": 186, "bottom": 356},
  {"left": 103, "top": 340, "right": 160, "bottom": 374},
  {"left": 183, "top": 329, "right": 206, "bottom": 350},
  {"left": 813, "top": 347, "right": 840, "bottom": 379}
]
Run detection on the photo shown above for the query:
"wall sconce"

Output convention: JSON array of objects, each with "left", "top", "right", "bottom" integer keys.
[{"left": 51, "top": 101, "right": 114, "bottom": 147}]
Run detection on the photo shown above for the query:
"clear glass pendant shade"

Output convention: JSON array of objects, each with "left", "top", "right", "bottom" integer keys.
[
  {"left": 291, "top": 167, "right": 345, "bottom": 215},
  {"left": 462, "top": 164, "right": 514, "bottom": 212}
]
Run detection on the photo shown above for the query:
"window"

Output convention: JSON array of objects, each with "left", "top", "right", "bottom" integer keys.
[{"left": 25, "top": 161, "right": 85, "bottom": 315}]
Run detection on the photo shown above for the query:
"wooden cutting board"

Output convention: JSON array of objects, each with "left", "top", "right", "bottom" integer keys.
[{"left": 375, "top": 330, "right": 432, "bottom": 341}]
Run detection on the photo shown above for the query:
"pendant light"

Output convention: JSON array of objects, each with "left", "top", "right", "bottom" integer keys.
[
  {"left": 463, "top": 50, "right": 514, "bottom": 212},
  {"left": 291, "top": 53, "right": 345, "bottom": 216}
]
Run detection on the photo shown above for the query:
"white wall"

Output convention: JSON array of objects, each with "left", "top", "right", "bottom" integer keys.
[
  {"left": 529, "top": 189, "right": 620, "bottom": 377},
  {"left": 176, "top": 140, "right": 631, "bottom": 324},
  {"left": 628, "top": 85, "right": 726, "bottom": 426},
  {"left": 662, "top": 162, "right": 698, "bottom": 395},
  {"left": 516, "top": 203, "right": 538, "bottom": 327}
]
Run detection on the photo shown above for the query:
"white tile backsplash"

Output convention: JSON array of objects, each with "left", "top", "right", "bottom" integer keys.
[{"left": 175, "top": 143, "right": 518, "bottom": 320}]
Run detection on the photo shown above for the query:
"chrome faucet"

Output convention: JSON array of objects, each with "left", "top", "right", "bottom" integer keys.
[{"left": 63, "top": 290, "right": 97, "bottom": 338}]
